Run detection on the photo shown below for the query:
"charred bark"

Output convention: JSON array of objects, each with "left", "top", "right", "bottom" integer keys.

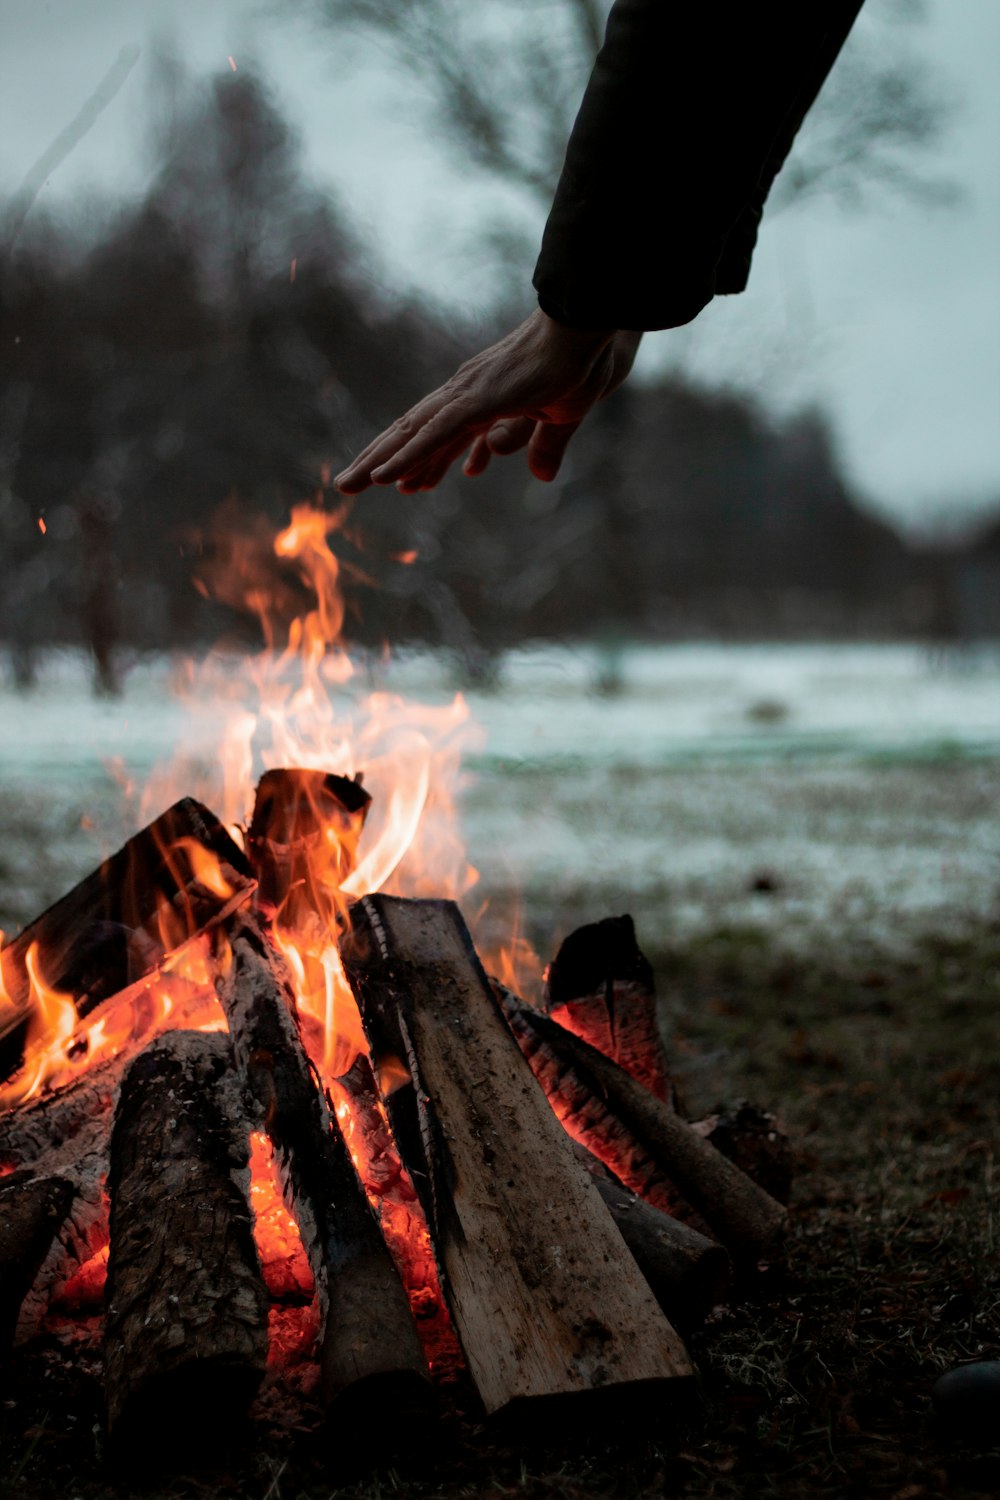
[
  {"left": 217, "top": 910, "right": 429, "bottom": 1422},
  {"left": 0, "top": 798, "right": 253, "bottom": 1084},
  {"left": 691, "top": 1103, "right": 793, "bottom": 1206},
  {"left": 0, "top": 1171, "right": 74, "bottom": 1356},
  {"left": 496, "top": 984, "right": 787, "bottom": 1262},
  {"left": 497, "top": 982, "right": 694, "bottom": 1219},
  {"left": 248, "top": 768, "right": 370, "bottom": 927},
  {"left": 0, "top": 1061, "right": 116, "bottom": 1173},
  {"left": 341, "top": 895, "right": 692, "bottom": 1418},
  {"left": 104, "top": 1030, "right": 268, "bottom": 1450},
  {"left": 544, "top": 915, "right": 671, "bottom": 1100}
]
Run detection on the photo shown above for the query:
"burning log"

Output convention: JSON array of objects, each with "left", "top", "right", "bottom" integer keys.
[
  {"left": 0, "top": 798, "right": 254, "bottom": 1084},
  {"left": 544, "top": 915, "right": 671, "bottom": 1101},
  {"left": 333, "top": 1053, "right": 464, "bottom": 1382},
  {"left": 497, "top": 983, "right": 693, "bottom": 1220},
  {"left": 248, "top": 768, "right": 370, "bottom": 926},
  {"left": 495, "top": 986, "right": 787, "bottom": 1263},
  {"left": 0, "top": 1060, "right": 117, "bottom": 1173},
  {"left": 217, "top": 910, "right": 430, "bottom": 1419},
  {"left": 572, "top": 1148, "right": 730, "bottom": 1329},
  {"left": 341, "top": 895, "right": 692, "bottom": 1418},
  {"left": 104, "top": 1030, "right": 268, "bottom": 1448},
  {"left": 0, "top": 1171, "right": 74, "bottom": 1356},
  {"left": 12, "top": 1154, "right": 108, "bottom": 1340}
]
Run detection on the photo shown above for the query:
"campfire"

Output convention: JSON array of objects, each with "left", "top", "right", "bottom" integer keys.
[{"left": 0, "top": 506, "right": 788, "bottom": 1456}]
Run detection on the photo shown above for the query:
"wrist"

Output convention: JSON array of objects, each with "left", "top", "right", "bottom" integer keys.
[{"left": 534, "top": 307, "right": 616, "bottom": 358}]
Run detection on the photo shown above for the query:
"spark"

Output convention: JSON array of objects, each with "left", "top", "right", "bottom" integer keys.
[
  {"left": 290, "top": 257, "right": 297, "bottom": 283},
  {"left": 37, "top": 516, "right": 46, "bottom": 535},
  {"left": 228, "top": 55, "right": 238, "bottom": 72}
]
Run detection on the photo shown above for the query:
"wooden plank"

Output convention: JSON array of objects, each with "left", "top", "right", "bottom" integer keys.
[
  {"left": 0, "top": 798, "right": 254, "bottom": 1082},
  {"left": 341, "top": 895, "right": 692, "bottom": 1418}
]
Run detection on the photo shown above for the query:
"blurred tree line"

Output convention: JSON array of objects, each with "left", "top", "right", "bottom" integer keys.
[{"left": 0, "top": 59, "right": 980, "bottom": 693}]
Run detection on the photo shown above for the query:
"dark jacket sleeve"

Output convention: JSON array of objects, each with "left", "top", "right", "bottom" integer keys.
[{"left": 532, "top": 0, "right": 864, "bottom": 332}]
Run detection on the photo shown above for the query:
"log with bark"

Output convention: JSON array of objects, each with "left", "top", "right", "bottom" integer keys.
[
  {"left": 104, "top": 1029, "right": 268, "bottom": 1449},
  {"left": 691, "top": 1103, "right": 793, "bottom": 1206},
  {"left": 12, "top": 1151, "right": 108, "bottom": 1341},
  {"left": 543, "top": 915, "right": 671, "bottom": 1100},
  {"left": 217, "top": 910, "right": 430, "bottom": 1421},
  {"left": 495, "top": 984, "right": 787, "bottom": 1262},
  {"left": 0, "top": 798, "right": 254, "bottom": 1084},
  {"left": 248, "top": 768, "right": 370, "bottom": 929},
  {"left": 0, "top": 1171, "right": 74, "bottom": 1357},
  {"left": 341, "top": 894, "right": 692, "bottom": 1419},
  {"left": 0, "top": 1059, "right": 117, "bottom": 1174}
]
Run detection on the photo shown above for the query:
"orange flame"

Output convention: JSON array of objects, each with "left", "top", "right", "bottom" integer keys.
[
  {"left": 1, "top": 497, "right": 536, "bottom": 1380},
  {"left": 0, "top": 945, "right": 78, "bottom": 1108}
]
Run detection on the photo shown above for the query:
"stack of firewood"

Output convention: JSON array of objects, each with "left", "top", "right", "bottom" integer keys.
[{"left": 0, "top": 772, "right": 791, "bottom": 1454}]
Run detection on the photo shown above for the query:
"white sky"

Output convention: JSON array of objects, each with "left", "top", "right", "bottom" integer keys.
[{"left": 1, "top": 0, "right": 998, "bottom": 537}]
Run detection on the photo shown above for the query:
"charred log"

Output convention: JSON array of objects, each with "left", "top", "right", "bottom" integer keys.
[
  {"left": 495, "top": 985, "right": 787, "bottom": 1262},
  {"left": 104, "top": 1030, "right": 268, "bottom": 1450},
  {"left": 691, "top": 1103, "right": 793, "bottom": 1206},
  {"left": 13, "top": 1152, "right": 108, "bottom": 1341},
  {"left": 544, "top": 915, "right": 671, "bottom": 1100},
  {"left": 248, "top": 768, "right": 370, "bottom": 927},
  {"left": 333, "top": 1052, "right": 465, "bottom": 1384},
  {"left": 0, "top": 1061, "right": 117, "bottom": 1174},
  {"left": 341, "top": 895, "right": 691, "bottom": 1418},
  {"left": 0, "top": 1172, "right": 74, "bottom": 1356},
  {"left": 0, "top": 798, "right": 254, "bottom": 1083},
  {"left": 497, "top": 982, "right": 695, "bottom": 1220},
  {"left": 217, "top": 910, "right": 429, "bottom": 1421}
]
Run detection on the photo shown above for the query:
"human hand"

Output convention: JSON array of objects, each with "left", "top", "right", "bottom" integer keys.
[{"left": 334, "top": 309, "right": 641, "bottom": 494}]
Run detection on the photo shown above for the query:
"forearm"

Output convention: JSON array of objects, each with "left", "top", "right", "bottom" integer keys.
[{"left": 533, "top": 0, "right": 864, "bottom": 332}]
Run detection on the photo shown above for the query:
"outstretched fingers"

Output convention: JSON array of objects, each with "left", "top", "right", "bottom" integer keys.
[
  {"left": 526, "top": 419, "right": 581, "bottom": 483},
  {"left": 335, "top": 386, "right": 470, "bottom": 493},
  {"left": 395, "top": 431, "right": 479, "bottom": 492}
]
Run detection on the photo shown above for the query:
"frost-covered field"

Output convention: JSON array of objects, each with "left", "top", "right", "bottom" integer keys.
[{"left": 1, "top": 642, "right": 999, "bottom": 954}]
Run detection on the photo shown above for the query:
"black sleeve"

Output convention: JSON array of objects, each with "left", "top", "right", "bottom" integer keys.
[{"left": 532, "top": 0, "right": 865, "bottom": 332}]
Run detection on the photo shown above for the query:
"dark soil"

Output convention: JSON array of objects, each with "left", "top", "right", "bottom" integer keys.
[{"left": 3, "top": 918, "right": 1000, "bottom": 1500}]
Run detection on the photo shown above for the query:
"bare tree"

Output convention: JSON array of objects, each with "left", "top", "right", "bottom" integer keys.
[{"left": 296, "top": 0, "right": 953, "bottom": 269}]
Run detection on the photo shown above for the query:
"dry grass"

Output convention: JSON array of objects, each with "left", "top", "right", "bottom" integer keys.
[{"left": 3, "top": 914, "right": 1000, "bottom": 1498}]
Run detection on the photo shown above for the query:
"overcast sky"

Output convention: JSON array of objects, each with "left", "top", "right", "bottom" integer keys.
[{"left": 1, "top": 0, "right": 998, "bottom": 538}]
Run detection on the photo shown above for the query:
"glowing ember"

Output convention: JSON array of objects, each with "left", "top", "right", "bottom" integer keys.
[{"left": 248, "top": 1130, "right": 314, "bottom": 1301}]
